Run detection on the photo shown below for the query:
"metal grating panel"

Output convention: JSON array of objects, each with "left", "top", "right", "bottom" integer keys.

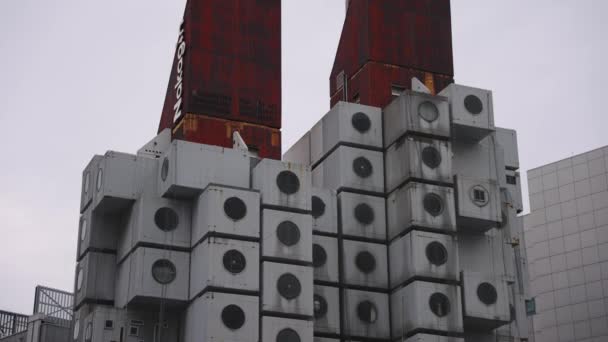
[
  {"left": 0, "top": 311, "right": 28, "bottom": 338},
  {"left": 33, "top": 286, "right": 73, "bottom": 323}
]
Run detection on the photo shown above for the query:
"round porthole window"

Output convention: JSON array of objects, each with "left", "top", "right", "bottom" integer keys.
[
  {"left": 352, "top": 157, "right": 373, "bottom": 178},
  {"left": 464, "top": 94, "right": 483, "bottom": 115},
  {"left": 73, "top": 319, "right": 80, "bottom": 340},
  {"left": 477, "top": 282, "right": 498, "bottom": 305},
  {"left": 276, "top": 221, "right": 301, "bottom": 247},
  {"left": 223, "top": 250, "right": 246, "bottom": 274},
  {"left": 224, "top": 197, "right": 247, "bottom": 221},
  {"left": 83, "top": 172, "right": 90, "bottom": 195},
  {"left": 423, "top": 193, "right": 444, "bottom": 217},
  {"left": 429, "top": 293, "right": 451, "bottom": 317},
  {"left": 221, "top": 305, "right": 246, "bottom": 330},
  {"left": 154, "top": 207, "right": 179, "bottom": 231},
  {"left": 421, "top": 146, "right": 442, "bottom": 169},
  {"left": 80, "top": 218, "right": 87, "bottom": 242},
  {"left": 76, "top": 268, "right": 84, "bottom": 291},
  {"left": 96, "top": 168, "right": 103, "bottom": 191},
  {"left": 312, "top": 244, "right": 327, "bottom": 268},
  {"left": 311, "top": 196, "right": 326, "bottom": 219},
  {"left": 351, "top": 112, "right": 372, "bottom": 133},
  {"left": 151, "top": 259, "right": 177, "bottom": 285},
  {"left": 357, "top": 301, "right": 378, "bottom": 323},
  {"left": 355, "top": 251, "right": 376, "bottom": 274},
  {"left": 418, "top": 101, "right": 440, "bottom": 122},
  {"left": 276, "top": 328, "right": 300, "bottom": 342},
  {"left": 276, "top": 171, "right": 300, "bottom": 195},
  {"left": 85, "top": 322, "right": 92, "bottom": 342},
  {"left": 354, "top": 203, "right": 375, "bottom": 225},
  {"left": 425, "top": 241, "right": 448, "bottom": 266},
  {"left": 161, "top": 157, "right": 169, "bottom": 181},
  {"left": 277, "top": 273, "right": 301, "bottom": 300},
  {"left": 313, "top": 294, "right": 328, "bottom": 319},
  {"left": 469, "top": 185, "right": 490, "bottom": 207}
]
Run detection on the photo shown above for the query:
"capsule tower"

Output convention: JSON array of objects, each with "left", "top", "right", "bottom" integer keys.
[{"left": 72, "top": 1, "right": 531, "bottom": 342}]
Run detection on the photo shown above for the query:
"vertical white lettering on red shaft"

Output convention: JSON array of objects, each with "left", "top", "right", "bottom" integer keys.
[{"left": 173, "top": 22, "right": 186, "bottom": 123}]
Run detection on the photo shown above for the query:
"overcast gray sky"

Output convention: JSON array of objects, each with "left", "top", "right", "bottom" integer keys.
[{"left": 1, "top": 1, "right": 607, "bottom": 314}]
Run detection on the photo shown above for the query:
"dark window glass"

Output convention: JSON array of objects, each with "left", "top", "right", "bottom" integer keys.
[
  {"left": 104, "top": 320, "right": 113, "bottom": 329},
  {"left": 221, "top": 305, "right": 246, "bottom": 330},
  {"left": 351, "top": 112, "right": 371, "bottom": 133},
  {"left": 276, "top": 171, "right": 300, "bottom": 195},
  {"left": 161, "top": 158, "right": 169, "bottom": 181},
  {"left": 311, "top": 196, "right": 326, "bottom": 219},
  {"left": 429, "top": 292, "right": 451, "bottom": 317},
  {"left": 423, "top": 193, "right": 444, "bottom": 216},
  {"left": 422, "top": 146, "right": 442, "bottom": 169},
  {"left": 425, "top": 241, "right": 448, "bottom": 266},
  {"left": 312, "top": 244, "right": 327, "bottom": 268},
  {"left": 357, "top": 301, "right": 378, "bottom": 323},
  {"left": 276, "top": 221, "right": 301, "bottom": 246},
  {"left": 355, "top": 251, "right": 376, "bottom": 274},
  {"left": 223, "top": 250, "right": 246, "bottom": 274},
  {"left": 354, "top": 203, "right": 375, "bottom": 225},
  {"left": 224, "top": 197, "right": 247, "bottom": 221},
  {"left": 154, "top": 207, "right": 179, "bottom": 231},
  {"left": 277, "top": 273, "right": 301, "bottom": 300},
  {"left": 418, "top": 101, "right": 440, "bottom": 122},
  {"left": 506, "top": 175, "right": 517, "bottom": 185},
  {"left": 352, "top": 157, "right": 373, "bottom": 178},
  {"left": 477, "top": 282, "right": 498, "bottom": 305},
  {"left": 276, "top": 328, "right": 300, "bottom": 342},
  {"left": 313, "top": 294, "right": 328, "bottom": 319},
  {"left": 151, "top": 259, "right": 177, "bottom": 284},
  {"left": 464, "top": 94, "right": 483, "bottom": 115}
]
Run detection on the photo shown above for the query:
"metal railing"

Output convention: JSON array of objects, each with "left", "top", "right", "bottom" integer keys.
[
  {"left": 0, "top": 311, "right": 28, "bottom": 339},
  {"left": 33, "top": 286, "right": 73, "bottom": 327}
]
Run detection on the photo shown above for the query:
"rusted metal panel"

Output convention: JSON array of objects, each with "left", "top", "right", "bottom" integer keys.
[
  {"left": 330, "top": 62, "right": 454, "bottom": 108},
  {"left": 160, "top": 0, "right": 281, "bottom": 134},
  {"left": 173, "top": 114, "right": 281, "bottom": 160},
  {"left": 330, "top": 0, "right": 453, "bottom": 105}
]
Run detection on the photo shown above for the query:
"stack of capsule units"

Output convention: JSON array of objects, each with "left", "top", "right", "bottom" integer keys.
[
  {"left": 285, "top": 79, "right": 529, "bottom": 342},
  {"left": 72, "top": 79, "right": 529, "bottom": 342}
]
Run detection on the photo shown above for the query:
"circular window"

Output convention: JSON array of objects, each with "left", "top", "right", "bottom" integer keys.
[
  {"left": 276, "top": 221, "right": 301, "bottom": 247},
  {"left": 355, "top": 251, "right": 376, "bottom": 274},
  {"left": 464, "top": 95, "right": 483, "bottom": 115},
  {"left": 276, "top": 171, "right": 300, "bottom": 195},
  {"left": 422, "top": 146, "right": 442, "bottom": 169},
  {"left": 80, "top": 218, "right": 87, "bottom": 242},
  {"left": 96, "top": 168, "right": 103, "bottom": 191},
  {"left": 469, "top": 185, "right": 490, "bottom": 207},
  {"left": 277, "top": 273, "right": 301, "bottom": 300},
  {"left": 76, "top": 268, "right": 84, "bottom": 291},
  {"left": 73, "top": 319, "right": 80, "bottom": 340},
  {"left": 426, "top": 241, "right": 448, "bottom": 266},
  {"left": 418, "top": 101, "right": 440, "bottom": 122},
  {"left": 161, "top": 158, "right": 169, "bottom": 181},
  {"left": 311, "top": 196, "right": 326, "bottom": 219},
  {"left": 429, "top": 293, "right": 451, "bottom": 317},
  {"left": 354, "top": 203, "right": 375, "bottom": 225},
  {"left": 352, "top": 157, "right": 373, "bottom": 178},
  {"left": 221, "top": 305, "right": 246, "bottom": 330},
  {"left": 85, "top": 322, "right": 92, "bottom": 342},
  {"left": 477, "top": 282, "right": 498, "bottom": 305},
  {"left": 83, "top": 172, "right": 90, "bottom": 195},
  {"left": 313, "top": 294, "right": 328, "bottom": 319},
  {"left": 151, "top": 259, "right": 177, "bottom": 285},
  {"left": 224, "top": 197, "right": 247, "bottom": 221},
  {"left": 312, "top": 244, "right": 327, "bottom": 268},
  {"left": 154, "top": 207, "right": 179, "bottom": 231},
  {"left": 223, "top": 250, "right": 247, "bottom": 274},
  {"left": 357, "top": 301, "right": 378, "bottom": 323},
  {"left": 423, "top": 193, "right": 444, "bottom": 216},
  {"left": 351, "top": 112, "right": 371, "bottom": 133},
  {"left": 276, "top": 328, "right": 300, "bottom": 342}
]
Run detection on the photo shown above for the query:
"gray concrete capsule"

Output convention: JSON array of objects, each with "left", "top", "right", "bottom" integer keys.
[
  {"left": 342, "top": 289, "right": 390, "bottom": 339},
  {"left": 313, "top": 285, "right": 340, "bottom": 335},
  {"left": 74, "top": 252, "right": 116, "bottom": 310},
  {"left": 439, "top": 84, "right": 495, "bottom": 143},
  {"left": 342, "top": 240, "right": 388, "bottom": 289},
  {"left": 262, "top": 209, "right": 312, "bottom": 263},
  {"left": 461, "top": 272, "right": 511, "bottom": 331},
  {"left": 261, "top": 262, "right": 313, "bottom": 316},
  {"left": 252, "top": 159, "right": 312, "bottom": 211},
  {"left": 338, "top": 191, "right": 386, "bottom": 241},
  {"left": 312, "top": 235, "right": 339, "bottom": 284},
  {"left": 92, "top": 151, "right": 137, "bottom": 214}
]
